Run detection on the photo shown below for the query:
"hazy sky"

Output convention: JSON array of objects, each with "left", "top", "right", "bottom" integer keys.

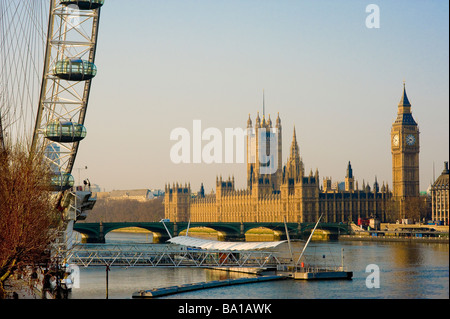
[{"left": 74, "top": 0, "right": 449, "bottom": 193}]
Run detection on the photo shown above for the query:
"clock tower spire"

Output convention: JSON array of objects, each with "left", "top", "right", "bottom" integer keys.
[{"left": 391, "top": 82, "right": 420, "bottom": 217}]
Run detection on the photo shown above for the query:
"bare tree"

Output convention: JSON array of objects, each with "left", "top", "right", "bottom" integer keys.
[
  {"left": 81, "top": 197, "right": 165, "bottom": 223},
  {"left": 0, "top": 144, "right": 60, "bottom": 298},
  {"left": 384, "top": 200, "right": 400, "bottom": 223},
  {"left": 0, "top": 110, "right": 4, "bottom": 152},
  {"left": 403, "top": 196, "right": 429, "bottom": 223}
]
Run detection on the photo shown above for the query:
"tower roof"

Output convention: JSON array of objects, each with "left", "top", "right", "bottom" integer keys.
[
  {"left": 394, "top": 82, "right": 417, "bottom": 126},
  {"left": 346, "top": 161, "right": 353, "bottom": 178},
  {"left": 433, "top": 162, "right": 449, "bottom": 188},
  {"left": 398, "top": 82, "right": 411, "bottom": 107}
]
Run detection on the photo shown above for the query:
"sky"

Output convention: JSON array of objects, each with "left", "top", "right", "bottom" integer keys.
[{"left": 73, "top": 0, "right": 449, "bottom": 193}]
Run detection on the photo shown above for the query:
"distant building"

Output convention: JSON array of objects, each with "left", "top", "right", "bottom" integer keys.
[
  {"left": 150, "top": 189, "right": 165, "bottom": 197},
  {"left": 323, "top": 177, "right": 346, "bottom": 192},
  {"left": 95, "top": 188, "right": 165, "bottom": 201},
  {"left": 97, "top": 189, "right": 153, "bottom": 202},
  {"left": 431, "top": 162, "right": 449, "bottom": 225}
]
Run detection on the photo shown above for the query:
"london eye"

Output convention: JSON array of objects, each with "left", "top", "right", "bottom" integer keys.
[{"left": 1, "top": 0, "right": 104, "bottom": 195}]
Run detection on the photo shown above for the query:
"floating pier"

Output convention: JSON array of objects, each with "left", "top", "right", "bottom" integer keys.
[
  {"left": 291, "top": 269, "right": 353, "bottom": 280},
  {"left": 277, "top": 265, "right": 353, "bottom": 280},
  {"left": 132, "top": 275, "right": 287, "bottom": 298}
]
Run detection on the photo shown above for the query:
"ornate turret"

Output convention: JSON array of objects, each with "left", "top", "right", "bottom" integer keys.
[
  {"left": 267, "top": 114, "right": 272, "bottom": 128},
  {"left": 346, "top": 161, "right": 353, "bottom": 178},
  {"left": 284, "top": 126, "right": 303, "bottom": 182},
  {"left": 345, "top": 161, "right": 355, "bottom": 191},
  {"left": 373, "top": 176, "right": 379, "bottom": 193},
  {"left": 290, "top": 127, "right": 300, "bottom": 159},
  {"left": 276, "top": 112, "right": 281, "bottom": 128},
  {"left": 255, "top": 112, "right": 261, "bottom": 128}
]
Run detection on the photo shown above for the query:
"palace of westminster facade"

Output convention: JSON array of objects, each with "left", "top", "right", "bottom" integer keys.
[{"left": 165, "top": 85, "right": 422, "bottom": 224}]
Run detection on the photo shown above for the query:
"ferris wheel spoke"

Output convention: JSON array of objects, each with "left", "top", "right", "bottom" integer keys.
[{"left": 1, "top": 0, "right": 48, "bottom": 144}]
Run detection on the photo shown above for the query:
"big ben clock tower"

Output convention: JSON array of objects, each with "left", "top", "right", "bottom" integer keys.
[{"left": 391, "top": 83, "right": 420, "bottom": 216}]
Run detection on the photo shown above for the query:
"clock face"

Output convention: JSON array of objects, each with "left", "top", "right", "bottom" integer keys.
[
  {"left": 393, "top": 134, "right": 399, "bottom": 146},
  {"left": 406, "top": 134, "right": 416, "bottom": 146}
]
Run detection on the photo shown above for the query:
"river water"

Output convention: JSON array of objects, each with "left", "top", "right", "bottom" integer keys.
[{"left": 69, "top": 232, "right": 449, "bottom": 299}]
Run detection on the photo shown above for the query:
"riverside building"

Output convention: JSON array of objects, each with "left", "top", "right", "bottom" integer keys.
[{"left": 430, "top": 162, "right": 449, "bottom": 225}]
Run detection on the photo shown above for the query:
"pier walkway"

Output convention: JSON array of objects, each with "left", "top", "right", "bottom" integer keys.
[{"left": 64, "top": 243, "right": 287, "bottom": 269}]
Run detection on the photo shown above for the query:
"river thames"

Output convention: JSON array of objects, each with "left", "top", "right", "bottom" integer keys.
[{"left": 68, "top": 232, "right": 449, "bottom": 299}]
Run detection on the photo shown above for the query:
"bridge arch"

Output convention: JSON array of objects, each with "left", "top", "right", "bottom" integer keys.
[
  {"left": 175, "top": 223, "right": 242, "bottom": 241},
  {"left": 104, "top": 226, "right": 155, "bottom": 243},
  {"left": 299, "top": 222, "right": 350, "bottom": 239},
  {"left": 73, "top": 223, "right": 103, "bottom": 243},
  {"left": 244, "top": 227, "right": 283, "bottom": 241},
  {"left": 178, "top": 227, "right": 226, "bottom": 240},
  {"left": 300, "top": 222, "right": 349, "bottom": 233},
  {"left": 73, "top": 229, "right": 97, "bottom": 243},
  {"left": 101, "top": 223, "right": 172, "bottom": 243},
  {"left": 73, "top": 222, "right": 173, "bottom": 243},
  {"left": 242, "top": 222, "right": 300, "bottom": 240}
]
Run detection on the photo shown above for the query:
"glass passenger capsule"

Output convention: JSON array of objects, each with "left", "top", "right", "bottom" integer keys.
[
  {"left": 60, "top": 0, "right": 105, "bottom": 10},
  {"left": 54, "top": 58, "right": 97, "bottom": 81},
  {"left": 44, "top": 120, "right": 87, "bottom": 143},
  {"left": 49, "top": 173, "right": 75, "bottom": 192}
]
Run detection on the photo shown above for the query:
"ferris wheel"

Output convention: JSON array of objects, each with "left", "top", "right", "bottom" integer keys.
[{"left": 1, "top": 0, "right": 104, "bottom": 194}]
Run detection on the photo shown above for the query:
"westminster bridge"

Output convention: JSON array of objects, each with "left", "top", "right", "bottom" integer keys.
[{"left": 73, "top": 221, "right": 350, "bottom": 243}]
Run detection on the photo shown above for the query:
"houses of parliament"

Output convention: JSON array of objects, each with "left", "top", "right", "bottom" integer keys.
[{"left": 165, "top": 84, "right": 420, "bottom": 224}]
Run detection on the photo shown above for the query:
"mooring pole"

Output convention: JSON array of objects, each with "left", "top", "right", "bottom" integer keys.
[{"left": 106, "top": 265, "right": 110, "bottom": 299}]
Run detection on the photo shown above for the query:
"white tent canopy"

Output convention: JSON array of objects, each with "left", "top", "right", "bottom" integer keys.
[{"left": 168, "top": 236, "right": 287, "bottom": 251}]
